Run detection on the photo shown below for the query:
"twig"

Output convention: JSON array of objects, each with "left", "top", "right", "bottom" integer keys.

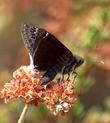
[{"left": 17, "top": 104, "right": 29, "bottom": 123}]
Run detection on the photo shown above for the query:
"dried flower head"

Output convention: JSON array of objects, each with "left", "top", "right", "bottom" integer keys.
[
  {"left": 0, "top": 66, "right": 77, "bottom": 115},
  {"left": 43, "top": 80, "right": 77, "bottom": 115},
  {"left": 0, "top": 66, "right": 44, "bottom": 106}
]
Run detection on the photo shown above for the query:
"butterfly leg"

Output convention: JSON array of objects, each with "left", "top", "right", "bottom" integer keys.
[
  {"left": 67, "top": 63, "right": 77, "bottom": 82},
  {"left": 60, "top": 66, "right": 66, "bottom": 82},
  {"left": 57, "top": 54, "right": 70, "bottom": 82},
  {"left": 71, "top": 71, "right": 77, "bottom": 83},
  {"left": 67, "top": 73, "right": 70, "bottom": 80},
  {"left": 67, "top": 70, "right": 77, "bottom": 83}
]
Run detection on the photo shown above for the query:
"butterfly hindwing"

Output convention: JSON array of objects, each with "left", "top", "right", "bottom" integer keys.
[
  {"left": 21, "top": 23, "right": 73, "bottom": 71},
  {"left": 33, "top": 33, "right": 73, "bottom": 70}
]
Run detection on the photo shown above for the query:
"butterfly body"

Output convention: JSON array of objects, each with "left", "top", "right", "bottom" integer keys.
[{"left": 21, "top": 24, "right": 84, "bottom": 85}]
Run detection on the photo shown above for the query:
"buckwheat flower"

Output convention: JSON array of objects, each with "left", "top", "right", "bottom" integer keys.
[
  {"left": 0, "top": 66, "right": 77, "bottom": 116},
  {"left": 43, "top": 80, "right": 77, "bottom": 116},
  {"left": 0, "top": 66, "right": 44, "bottom": 106}
]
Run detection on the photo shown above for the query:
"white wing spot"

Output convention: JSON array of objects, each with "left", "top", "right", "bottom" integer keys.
[
  {"left": 34, "top": 28, "right": 38, "bottom": 34},
  {"left": 29, "top": 53, "right": 34, "bottom": 71},
  {"left": 46, "top": 32, "right": 49, "bottom": 36}
]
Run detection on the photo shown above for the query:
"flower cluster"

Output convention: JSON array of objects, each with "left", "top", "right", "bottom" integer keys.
[
  {"left": 0, "top": 66, "right": 77, "bottom": 115},
  {"left": 43, "top": 81, "right": 77, "bottom": 115},
  {"left": 0, "top": 66, "right": 44, "bottom": 106}
]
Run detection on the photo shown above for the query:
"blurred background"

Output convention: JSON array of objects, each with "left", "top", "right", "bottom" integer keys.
[{"left": 0, "top": 0, "right": 110, "bottom": 123}]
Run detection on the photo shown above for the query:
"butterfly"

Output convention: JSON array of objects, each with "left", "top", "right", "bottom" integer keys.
[{"left": 21, "top": 23, "right": 84, "bottom": 85}]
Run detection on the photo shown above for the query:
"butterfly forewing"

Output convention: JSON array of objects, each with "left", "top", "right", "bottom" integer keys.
[
  {"left": 21, "top": 24, "right": 74, "bottom": 71},
  {"left": 21, "top": 24, "right": 47, "bottom": 58}
]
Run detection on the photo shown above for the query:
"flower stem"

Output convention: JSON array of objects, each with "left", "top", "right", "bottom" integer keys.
[{"left": 18, "top": 104, "right": 29, "bottom": 123}]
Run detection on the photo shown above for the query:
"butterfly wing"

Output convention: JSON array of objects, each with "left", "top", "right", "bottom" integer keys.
[
  {"left": 21, "top": 23, "right": 73, "bottom": 71},
  {"left": 33, "top": 33, "right": 73, "bottom": 70},
  {"left": 21, "top": 24, "right": 47, "bottom": 58},
  {"left": 21, "top": 23, "right": 84, "bottom": 84}
]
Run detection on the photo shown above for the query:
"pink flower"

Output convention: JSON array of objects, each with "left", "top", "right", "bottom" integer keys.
[
  {"left": 0, "top": 66, "right": 44, "bottom": 106},
  {"left": 43, "top": 80, "right": 77, "bottom": 115},
  {"left": 0, "top": 66, "right": 77, "bottom": 115}
]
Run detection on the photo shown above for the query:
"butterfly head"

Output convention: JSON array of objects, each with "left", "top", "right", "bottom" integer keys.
[{"left": 75, "top": 55, "right": 84, "bottom": 67}]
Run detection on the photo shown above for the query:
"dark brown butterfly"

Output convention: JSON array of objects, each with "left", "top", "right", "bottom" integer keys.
[{"left": 21, "top": 23, "right": 84, "bottom": 85}]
